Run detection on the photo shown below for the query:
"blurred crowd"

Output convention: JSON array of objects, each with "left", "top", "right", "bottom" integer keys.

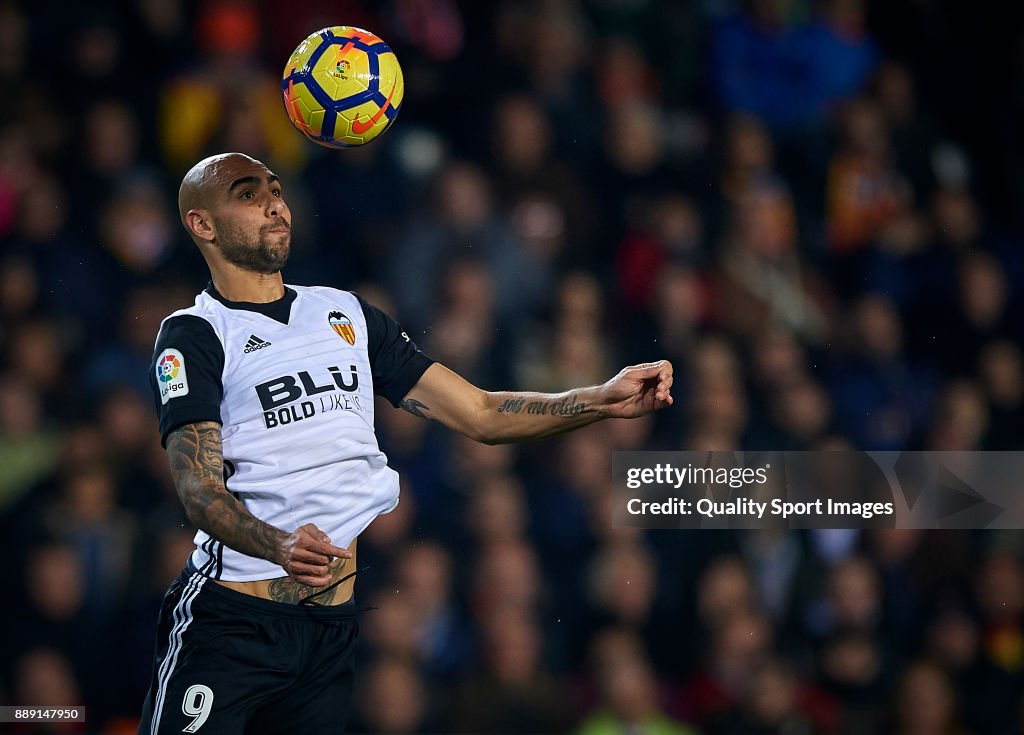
[{"left": 1, "top": 0, "right": 1023, "bottom": 733}]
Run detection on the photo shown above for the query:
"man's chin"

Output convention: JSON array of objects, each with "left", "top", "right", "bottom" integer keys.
[
  {"left": 250, "top": 258, "right": 288, "bottom": 275},
  {"left": 219, "top": 237, "right": 290, "bottom": 274},
  {"left": 251, "top": 240, "right": 290, "bottom": 274},
  {"left": 232, "top": 254, "right": 289, "bottom": 275}
]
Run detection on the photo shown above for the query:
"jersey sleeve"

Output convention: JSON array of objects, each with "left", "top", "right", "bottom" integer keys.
[
  {"left": 355, "top": 294, "right": 435, "bottom": 407},
  {"left": 149, "top": 314, "right": 226, "bottom": 446}
]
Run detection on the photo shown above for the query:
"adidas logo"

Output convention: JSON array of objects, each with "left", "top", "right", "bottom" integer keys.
[{"left": 244, "top": 335, "right": 272, "bottom": 353}]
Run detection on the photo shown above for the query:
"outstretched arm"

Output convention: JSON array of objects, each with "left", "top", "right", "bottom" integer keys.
[
  {"left": 398, "top": 360, "right": 673, "bottom": 444},
  {"left": 166, "top": 421, "right": 350, "bottom": 585}
]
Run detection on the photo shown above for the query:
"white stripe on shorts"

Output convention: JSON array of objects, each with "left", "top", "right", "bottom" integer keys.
[{"left": 151, "top": 572, "right": 207, "bottom": 735}]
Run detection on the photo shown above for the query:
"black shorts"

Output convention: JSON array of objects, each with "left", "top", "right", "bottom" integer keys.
[{"left": 137, "top": 565, "right": 359, "bottom": 735}]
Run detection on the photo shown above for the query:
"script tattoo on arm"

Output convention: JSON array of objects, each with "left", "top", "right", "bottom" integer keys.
[
  {"left": 400, "top": 398, "right": 433, "bottom": 420},
  {"left": 495, "top": 394, "right": 590, "bottom": 418},
  {"left": 166, "top": 422, "right": 287, "bottom": 564}
]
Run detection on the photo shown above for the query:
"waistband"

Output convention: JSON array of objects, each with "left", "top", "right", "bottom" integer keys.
[{"left": 180, "top": 562, "right": 358, "bottom": 620}]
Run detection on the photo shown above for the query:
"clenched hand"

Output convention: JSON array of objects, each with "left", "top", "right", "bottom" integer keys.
[{"left": 277, "top": 522, "right": 351, "bottom": 587}]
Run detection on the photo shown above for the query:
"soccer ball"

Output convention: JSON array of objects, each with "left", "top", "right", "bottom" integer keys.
[{"left": 281, "top": 27, "right": 404, "bottom": 148}]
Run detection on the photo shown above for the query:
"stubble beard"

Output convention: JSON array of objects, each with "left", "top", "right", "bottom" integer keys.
[{"left": 217, "top": 222, "right": 291, "bottom": 274}]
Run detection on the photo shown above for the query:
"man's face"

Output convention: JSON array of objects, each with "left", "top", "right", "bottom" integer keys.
[{"left": 209, "top": 159, "right": 292, "bottom": 274}]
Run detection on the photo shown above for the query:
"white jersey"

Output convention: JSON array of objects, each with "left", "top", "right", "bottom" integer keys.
[{"left": 150, "top": 284, "right": 432, "bottom": 581}]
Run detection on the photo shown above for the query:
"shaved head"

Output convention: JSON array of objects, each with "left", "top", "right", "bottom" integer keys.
[
  {"left": 177, "top": 152, "right": 265, "bottom": 226},
  {"left": 177, "top": 152, "right": 292, "bottom": 274}
]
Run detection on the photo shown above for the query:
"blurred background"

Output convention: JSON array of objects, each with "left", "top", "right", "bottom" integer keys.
[{"left": 0, "top": 0, "right": 1023, "bottom": 732}]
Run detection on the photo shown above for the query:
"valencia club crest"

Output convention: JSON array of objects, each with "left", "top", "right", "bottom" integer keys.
[{"left": 328, "top": 310, "right": 356, "bottom": 345}]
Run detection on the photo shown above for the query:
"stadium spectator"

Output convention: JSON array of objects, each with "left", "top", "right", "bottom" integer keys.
[
  {"left": 349, "top": 655, "right": 436, "bottom": 734},
  {"left": 450, "top": 611, "right": 573, "bottom": 733},
  {"left": 892, "top": 659, "right": 967, "bottom": 735},
  {"left": 576, "top": 634, "right": 700, "bottom": 735}
]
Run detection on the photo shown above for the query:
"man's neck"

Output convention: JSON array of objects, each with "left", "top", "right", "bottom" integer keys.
[{"left": 209, "top": 268, "right": 286, "bottom": 303}]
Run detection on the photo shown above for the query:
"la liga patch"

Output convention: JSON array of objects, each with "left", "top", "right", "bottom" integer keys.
[{"left": 156, "top": 348, "right": 190, "bottom": 405}]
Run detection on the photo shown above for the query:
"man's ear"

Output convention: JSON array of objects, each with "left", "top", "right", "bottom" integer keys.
[{"left": 186, "top": 210, "right": 215, "bottom": 243}]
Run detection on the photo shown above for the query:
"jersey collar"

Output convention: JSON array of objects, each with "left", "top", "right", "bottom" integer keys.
[{"left": 205, "top": 282, "right": 296, "bottom": 325}]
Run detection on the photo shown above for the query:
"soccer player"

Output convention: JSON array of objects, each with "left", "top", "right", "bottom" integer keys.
[{"left": 138, "top": 152, "right": 674, "bottom": 734}]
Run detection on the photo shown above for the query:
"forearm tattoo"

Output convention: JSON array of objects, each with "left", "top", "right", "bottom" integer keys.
[
  {"left": 496, "top": 394, "right": 590, "bottom": 418},
  {"left": 268, "top": 557, "right": 348, "bottom": 604},
  {"left": 166, "top": 422, "right": 285, "bottom": 564},
  {"left": 400, "top": 398, "right": 432, "bottom": 420}
]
